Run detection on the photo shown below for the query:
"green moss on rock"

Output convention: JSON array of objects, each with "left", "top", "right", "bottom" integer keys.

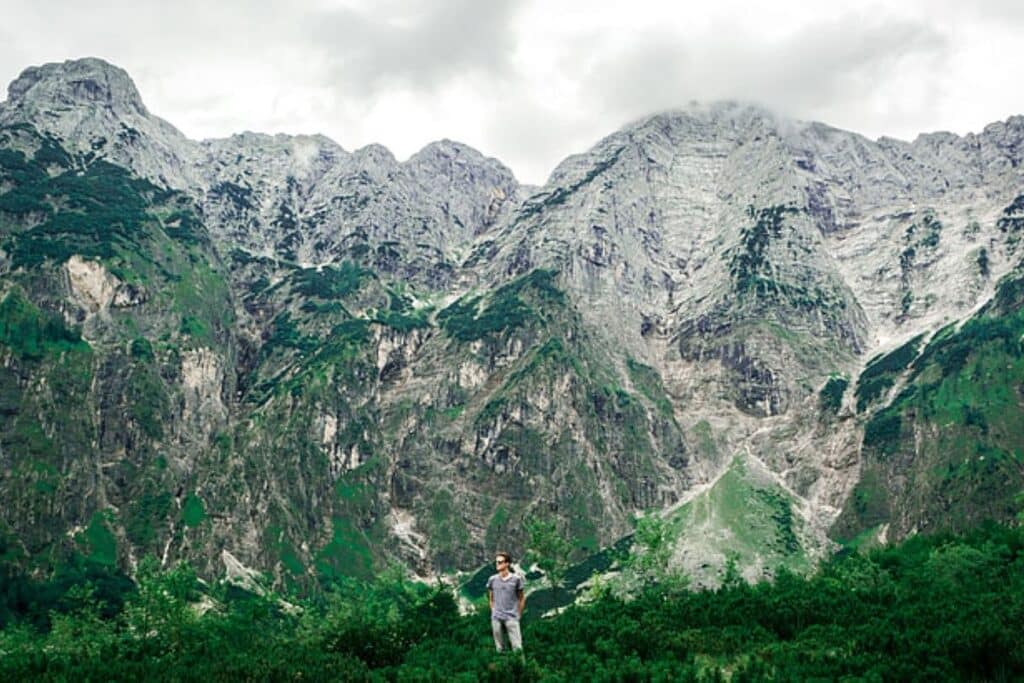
[{"left": 182, "top": 493, "right": 207, "bottom": 527}]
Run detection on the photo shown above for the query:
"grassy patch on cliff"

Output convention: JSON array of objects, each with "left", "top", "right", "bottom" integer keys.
[
  {"left": 373, "top": 291, "right": 431, "bottom": 332},
  {"left": 1, "top": 126, "right": 232, "bottom": 353},
  {"left": 626, "top": 358, "right": 675, "bottom": 418},
  {"left": 854, "top": 334, "right": 923, "bottom": 412},
  {"left": 438, "top": 269, "right": 563, "bottom": 342},
  {"left": 292, "top": 262, "right": 368, "bottom": 300},
  {"left": 0, "top": 288, "right": 88, "bottom": 360},
  {"left": 819, "top": 375, "right": 848, "bottom": 414},
  {"left": 0, "top": 140, "right": 173, "bottom": 269},
  {"left": 669, "top": 457, "right": 810, "bottom": 577}
]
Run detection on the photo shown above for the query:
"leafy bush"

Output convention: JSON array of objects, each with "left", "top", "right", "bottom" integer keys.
[
  {"left": 819, "top": 375, "right": 848, "bottom": 414},
  {"left": 862, "top": 411, "right": 902, "bottom": 457},
  {"left": 129, "top": 337, "right": 154, "bottom": 361},
  {"left": 292, "top": 262, "right": 368, "bottom": 299},
  {"left": 0, "top": 288, "right": 87, "bottom": 360}
]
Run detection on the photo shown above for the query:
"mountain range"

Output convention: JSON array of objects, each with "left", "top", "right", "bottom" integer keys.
[{"left": 1, "top": 57, "right": 1022, "bottom": 588}]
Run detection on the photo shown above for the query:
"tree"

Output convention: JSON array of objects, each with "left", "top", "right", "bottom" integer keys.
[
  {"left": 623, "top": 513, "right": 688, "bottom": 595},
  {"left": 526, "top": 516, "right": 572, "bottom": 607}
]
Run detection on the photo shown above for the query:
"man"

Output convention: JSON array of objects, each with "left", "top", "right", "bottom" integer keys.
[{"left": 486, "top": 551, "right": 525, "bottom": 652}]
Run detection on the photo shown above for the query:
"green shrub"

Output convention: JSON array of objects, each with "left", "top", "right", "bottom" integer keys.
[
  {"left": 0, "top": 288, "right": 87, "bottom": 360},
  {"left": 182, "top": 494, "right": 206, "bottom": 527},
  {"left": 819, "top": 375, "right": 848, "bottom": 414},
  {"left": 439, "top": 269, "right": 563, "bottom": 342},
  {"left": 1, "top": 525, "right": 1023, "bottom": 680},
  {"left": 293, "top": 262, "right": 368, "bottom": 299},
  {"left": 129, "top": 337, "right": 154, "bottom": 361},
  {"left": 863, "top": 411, "right": 902, "bottom": 457}
]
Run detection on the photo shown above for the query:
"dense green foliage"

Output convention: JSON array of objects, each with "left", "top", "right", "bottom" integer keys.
[
  {"left": 439, "top": 269, "right": 564, "bottom": 342},
  {"left": 841, "top": 267, "right": 1024, "bottom": 539},
  {"left": 374, "top": 291, "right": 431, "bottom": 332},
  {"left": 862, "top": 411, "right": 902, "bottom": 457},
  {"left": 854, "top": 334, "right": 923, "bottom": 412},
  {"left": 0, "top": 288, "right": 87, "bottom": 360},
  {"left": 818, "top": 375, "right": 848, "bottom": 414},
  {"left": 1, "top": 524, "right": 1022, "bottom": 680},
  {"left": 293, "top": 262, "right": 368, "bottom": 300},
  {"left": 0, "top": 142, "right": 174, "bottom": 268}
]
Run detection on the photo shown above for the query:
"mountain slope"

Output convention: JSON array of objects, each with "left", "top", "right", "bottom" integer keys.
[{"left": 0, "top": 58, "right": 1022, "bottom": 586}]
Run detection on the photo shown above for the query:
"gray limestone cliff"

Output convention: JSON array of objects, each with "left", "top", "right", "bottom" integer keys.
[{"left": 1, "top": 58, "right": 1022, "bottom": 587}]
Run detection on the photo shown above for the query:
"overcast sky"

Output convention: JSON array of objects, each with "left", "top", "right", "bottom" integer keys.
[{"left": 1, "top": 0, "right": 1022, "bottom": 184}]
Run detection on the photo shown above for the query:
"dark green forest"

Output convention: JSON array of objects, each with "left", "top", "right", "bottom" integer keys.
[{"left": 1, "top": 522, "right": 1023, "bottom": 681}]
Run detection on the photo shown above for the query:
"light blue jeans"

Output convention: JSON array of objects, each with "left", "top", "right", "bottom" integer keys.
[{"left": 491, "top": 617, "right": 522, "bottom": 651}]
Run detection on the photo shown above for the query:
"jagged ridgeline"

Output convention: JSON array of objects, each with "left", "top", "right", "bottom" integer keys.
[{"left": 1, "top": 58, "right": 1023, "bottom": 589}]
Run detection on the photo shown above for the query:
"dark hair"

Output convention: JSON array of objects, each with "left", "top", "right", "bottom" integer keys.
[{"left": 495, "top": 551, "right": 513, "bottom": 564}]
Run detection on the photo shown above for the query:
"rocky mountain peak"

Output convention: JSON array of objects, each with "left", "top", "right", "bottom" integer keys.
[
  {"left": 627, "top": 102, "right": 794, "bottom": 142},
  {"left": 352, "top": 142, "right": 398, "bottom": 167},
  {"left": 4, "top": 57, "right": 147, "bottom": 117},
  {"left": 404, "top": 139, "right": 521, "bottom": 238},
  {"left": 406, "top": 138, "right": 513, "bottom": 178},
  {"left": 0, "top": 57, "right": 193, "bottom": 189},
  {"left": 200, "top": 131, "right": 348, "bottom": 185}
]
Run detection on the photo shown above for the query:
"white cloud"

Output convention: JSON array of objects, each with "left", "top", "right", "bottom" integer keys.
[{"left": 1, "top": 0, "right": 1023, "bottom": 184}]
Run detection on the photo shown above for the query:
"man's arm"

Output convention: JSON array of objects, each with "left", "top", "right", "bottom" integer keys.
[
  {"left": 518, "top": 585, "right": 525, "bottom": 616},
  {"left": 488, "top": 588, "right": 494, "bottom": 612}
]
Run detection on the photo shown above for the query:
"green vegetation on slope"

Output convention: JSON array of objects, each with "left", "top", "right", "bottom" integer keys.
[
  {"left": 997, "top": 193, "right": 1024, "bottom": 244},
  {"left": 818, "top": 375, "right": 848, "bottom": 414},
  {"left": 0, "top": 140, "right": 176, "bottom": 269},
  {"left": 373, "top": 291, "right": 431, "bottom": 332},
  {"left": 668, "top": 457, "right": 811, "bottom": 577},
  {"left": 1, "top": 524, "right": 1022, "bottom": 680},
  {"left": 854, "top": 334, "right": 924, "bottom": 412},
  {"left": 0, "top": 287, "right": 88, "bottom": 360},
  {"left": 838, "top": 267, "right": 1024, "bottom": 541},
  {"left": 626, "top": 358, "right": 675, "bottom": 418},
  {"left": 438, "top": 269, "right": 564, "bottom": 342},
  {"left": 292, "top": 262, "right": 368, "bottom": 300}
]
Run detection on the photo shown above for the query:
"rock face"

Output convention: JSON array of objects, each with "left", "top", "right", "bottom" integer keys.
[
  {"left": 0, "top": 58, "right": 1022, "bottom": 586},
  {"left": 0, "top": 58, "right": 195, "bottom": 189}
]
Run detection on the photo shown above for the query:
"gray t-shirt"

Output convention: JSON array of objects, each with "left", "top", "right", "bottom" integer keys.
[{"left": 486, "top": 572, "right": 524, "bottom": 621}]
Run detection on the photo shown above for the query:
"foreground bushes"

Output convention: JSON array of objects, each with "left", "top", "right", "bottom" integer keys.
[{"left": 2, "top": 524, "right": 1023, "bottom": 680}]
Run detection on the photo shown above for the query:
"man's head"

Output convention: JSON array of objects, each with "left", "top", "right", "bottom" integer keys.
[{"left": 495, "top": 552, "right": 512, "bottom": 573}]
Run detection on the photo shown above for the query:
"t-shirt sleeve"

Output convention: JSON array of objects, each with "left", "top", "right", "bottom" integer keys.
[
  {"left": 486, "top": 576, "right": 494, "bottom": 592},
  {"left": 516, "top": 575, "right": 525, "bottom": 592}
]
